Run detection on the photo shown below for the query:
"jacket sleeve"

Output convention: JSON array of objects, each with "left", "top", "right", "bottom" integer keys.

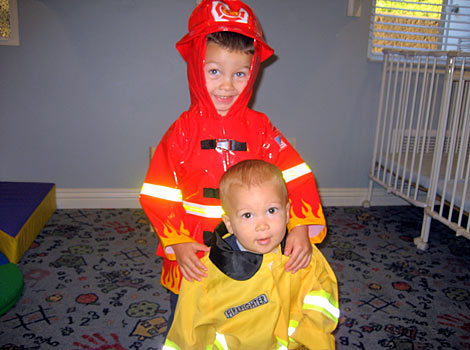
[
  {"left": 139, "top": 118, "right": 195, "bottom": 259},
  {"left": 258, "top": 114, "right": 326, "bottom": 243},
  {"left": 164, "top": 267, "right": 216, "bottom": 349},
  {"left": 289, "top": 245, "right": 339, "bottom": 349}
]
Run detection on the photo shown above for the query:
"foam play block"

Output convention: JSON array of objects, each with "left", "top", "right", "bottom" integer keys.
[
  {"left": 0, "top": 263, "right": 24, "bottom": 315},
  {"left": 0, "top": 182, "right": 56, "bottom": 263},
  {"left": 0, "top": 251, "right": 24, "bottom": 315}
]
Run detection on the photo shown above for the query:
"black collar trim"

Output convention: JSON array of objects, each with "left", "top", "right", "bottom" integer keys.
[{"left": 209, "top": 222, "right": 287, "bottom": 281}]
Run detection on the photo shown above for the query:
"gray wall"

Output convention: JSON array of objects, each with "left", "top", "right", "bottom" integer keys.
[{"left": 0, "top": 0, "right": 381, "bottom": 190}]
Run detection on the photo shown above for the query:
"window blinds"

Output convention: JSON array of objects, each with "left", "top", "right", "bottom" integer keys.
[{"left": 368, "top": 0, "right": 470, "bottom": 61}]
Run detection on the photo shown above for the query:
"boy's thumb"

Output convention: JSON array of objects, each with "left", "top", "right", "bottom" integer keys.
[
  {"left": 283, "top": 241, "right": 293, "bottom": 256},
  {"left": 197, "top": 243, "right": 211, "bottom": 252}
]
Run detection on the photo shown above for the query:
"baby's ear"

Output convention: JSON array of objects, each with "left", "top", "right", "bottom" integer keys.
[
  {"left": 285, "top": 202, "right": 291, "bottom": 222},
  {"left": 222, "top": 214, "right": 233, "bottom": 233}
]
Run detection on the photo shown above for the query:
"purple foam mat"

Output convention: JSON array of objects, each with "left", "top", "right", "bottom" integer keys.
[{"left": 0, "top": 182, "right": 55, "bottom": 237}]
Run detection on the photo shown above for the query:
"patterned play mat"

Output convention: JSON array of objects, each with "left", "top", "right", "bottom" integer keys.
[{"left": 0, "top": 206, "right": 469, "bottom": 349}]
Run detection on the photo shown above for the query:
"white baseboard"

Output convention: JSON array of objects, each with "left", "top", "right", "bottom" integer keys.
[
  {"left": 56, "top": 187, "right": 410, "bottom": 209},
  {"left": 319, "top": 187, "right": 413, "bottom": 207},
  {"left": 56, "top": 188, "right": 141, "bottom": 209}
]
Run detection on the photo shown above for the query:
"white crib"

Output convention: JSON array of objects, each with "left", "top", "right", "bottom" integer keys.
[{"left": 365, "top": 49, "right": 470, "bottom": 250}]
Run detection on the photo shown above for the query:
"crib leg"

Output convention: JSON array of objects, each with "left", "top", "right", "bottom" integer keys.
[
  {"left": 414, "top": 213, "right": 431, "bottom": 250},
  {"left": 362, "top": 180, "right": 373, "bottom": 208}
]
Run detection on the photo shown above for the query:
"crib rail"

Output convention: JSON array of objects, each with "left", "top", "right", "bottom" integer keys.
[
  {"left": 367, "top": 50, "right": 448, "bottom": 206},
  {"left": 366, "top": 49, "right": 470, "bottom": 249},
  {"left": 422, "top": 53, "right": 470, "bottom": 244}
]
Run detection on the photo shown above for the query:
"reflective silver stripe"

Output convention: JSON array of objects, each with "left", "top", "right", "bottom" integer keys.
[
  {"left": 141, "top": 184, "right": 223, "bottom": 218},
  {"left": 303, "top": 291, "right": 340, "bottom": 321},
  {"left": 141, "top": 183, "right": 182, "bottom": 202},
  {"left": 182, "top": 201, "right": 224, "bottom": 218},
  {"left": 282, "top": 163, "right": 311, "bottom": 183}
]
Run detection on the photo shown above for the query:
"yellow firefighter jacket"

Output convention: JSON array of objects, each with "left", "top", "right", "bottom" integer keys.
[{"left": 163, "top": 223, "right": 339, "bottom": 350}]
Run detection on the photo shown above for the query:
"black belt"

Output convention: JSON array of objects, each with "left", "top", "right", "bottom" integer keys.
[
  {"left": 203, "top": 188, "right": 219, "bottom": 199},
  {"left": 201, "top": 139, "right": 247, "bottom": 151}
]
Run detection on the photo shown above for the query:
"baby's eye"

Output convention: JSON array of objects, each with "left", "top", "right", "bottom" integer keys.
[
  {"left": 267, "top": 207, "right": 278, "bottom": 214},
  {"left": 209, "top": 69, "right": 219, "bottom": 75},
  {"left": 242, "top": 212, "right": 252, "bottom": 219},
  {"left": 235, "top": 71, "right": 247, "bottom": 78}
]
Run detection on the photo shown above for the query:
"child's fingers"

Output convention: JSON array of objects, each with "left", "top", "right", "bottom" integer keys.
[
  {"left": 194, "top": 256, "right": 208, "bottom": 272},
  {"left": 181, "top": 260, "right": 204, "bottom": 281},
  {"left": 179, "top": 265, "right": 194, "bottom": 282},
  {"left": 189, "top": 255, "right": 207, "bottom": 277},
  {"left": 284, "top": 226, "right": 312, "bottom": 272},
  {"left": 194, "top": 242, "right": 211, "bottom": 252},
  {"left": 285, "top": 246, "right": 311, "bottom": 272},
  {"left": 182, "top": 253, "right": 207, "bottom": 281},
  {"left": 284, "top": 251, "right": 299, "bottom": 272},
  {"left": 173, "top": 242, "right": 209, "bottom": 281},
  {"left": 283, "top": 239, "right": 294, "bottom": 256},
  {"left": 289, "top": 253, "right": 311, "bottom": 274}
]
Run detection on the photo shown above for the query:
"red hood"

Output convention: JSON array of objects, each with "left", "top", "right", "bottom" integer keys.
[{"left": 176, "top": 0, "right": 274, "bottom": 120}]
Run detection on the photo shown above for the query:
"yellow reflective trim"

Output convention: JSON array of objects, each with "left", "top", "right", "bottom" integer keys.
[
  {"left": 183, "top": 201, "right": 224, "bottom": 218},
  {"left": 288, "top": 319, "right": 299, "bottom": 336},
  {"left": 282, "top": 163, "right": 311, "bottom": 183},
  {"left": 276, "top": 336, "right": 288, "bottom": 349},
  {"left": 141, "top": 183, "right": 182, "bottom": 202},
  {"left": 303, "top": 290, "right": 340, "bottom": 321},
  {"left": 162, "top": 338, "right": 180, "bottom": 350},
  {"left": 214, "top": 332, "right": 229, "bottom": 350}
]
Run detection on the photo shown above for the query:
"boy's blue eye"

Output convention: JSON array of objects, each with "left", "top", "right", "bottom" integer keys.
[
  {"left": 209, "top": 69, "right": 219, "bottom": 75},
  {"left": 235, "top": 72, "right": 246, "bottom": 78}
]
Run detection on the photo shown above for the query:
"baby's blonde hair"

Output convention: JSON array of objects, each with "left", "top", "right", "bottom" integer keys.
[{"left": 219, "top": 159, "right": 288, "bottom": 213}]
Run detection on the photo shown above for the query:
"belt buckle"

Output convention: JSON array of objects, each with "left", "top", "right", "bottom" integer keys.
[{"left": 216, "top": 139, "right": 230, "bottom": 151}]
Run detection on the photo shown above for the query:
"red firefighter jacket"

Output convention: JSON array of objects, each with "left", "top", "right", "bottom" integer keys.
[{"left": 139, "top": 0, "right": 326, "bottom": 294}]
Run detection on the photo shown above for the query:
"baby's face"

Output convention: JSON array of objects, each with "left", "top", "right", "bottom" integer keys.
[
  {"left": 222, "top": 181, "right": 290, "bottom": 254},
  {"left": 204, "top": 41, "right": 252, "bottom": 116}
]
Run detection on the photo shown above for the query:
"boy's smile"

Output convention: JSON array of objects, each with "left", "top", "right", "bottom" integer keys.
[{"left": 204, "top": 41, "right": 252, "bottom": 116}]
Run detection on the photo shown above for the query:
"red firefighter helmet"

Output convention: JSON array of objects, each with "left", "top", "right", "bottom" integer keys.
[{"left": 176, "top": 0, "right": 274, "bottom": 62}]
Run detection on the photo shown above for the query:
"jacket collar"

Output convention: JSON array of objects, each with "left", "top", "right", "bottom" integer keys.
[{"left": 209, "top": 221, "right": 286, "bottom": 280}]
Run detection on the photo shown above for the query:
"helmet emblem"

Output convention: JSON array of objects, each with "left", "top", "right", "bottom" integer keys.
[{"left": 211, "top": 1, "right": 249, "bottom": 24}]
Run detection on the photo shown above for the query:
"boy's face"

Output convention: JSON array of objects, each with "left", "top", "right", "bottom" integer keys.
[
  {"left": 204, "top": 41, "right": 252, "bottom": 116},
  {"left": 222, "top": 180, "right": 290, "bottom": 254}
]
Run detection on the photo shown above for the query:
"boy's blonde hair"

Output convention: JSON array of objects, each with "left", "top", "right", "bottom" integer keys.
[{"left": 219, "top": 159, "right": 288, "bottom": 212}]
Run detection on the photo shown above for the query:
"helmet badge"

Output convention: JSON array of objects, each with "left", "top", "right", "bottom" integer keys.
[{"left": 211, "top": 1, "right": 249, "bottom": 24}]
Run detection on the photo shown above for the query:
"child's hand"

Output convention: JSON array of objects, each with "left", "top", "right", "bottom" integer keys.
[
  {"left": 172, "top": 242, "right": 210, "bottom": 282},
  {"left": 284, "top": 225, "right": 312, "bottom": 274}
]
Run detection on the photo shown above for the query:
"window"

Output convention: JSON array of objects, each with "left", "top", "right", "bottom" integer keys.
[
  {"left": 0, "top": 0, "right": 19, "bottom": 46},
  {"left": 368, "top": 0, "right": 470, "bottom": 61}
]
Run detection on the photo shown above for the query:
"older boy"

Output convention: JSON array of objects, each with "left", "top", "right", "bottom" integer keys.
[
  {"left": 140, "top": 0, "right": 326, "bottom": 326},
  {"left": 164, "top": 160, "right": 339, "bottom": 349}
]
